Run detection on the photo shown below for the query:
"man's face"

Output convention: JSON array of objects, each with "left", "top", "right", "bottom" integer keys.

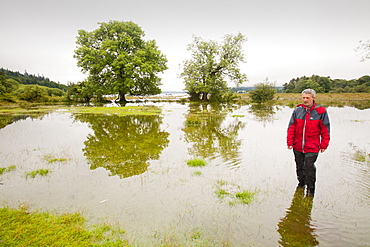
[{"left": 302, "top": 93, "right": 315, "bottom": 108}]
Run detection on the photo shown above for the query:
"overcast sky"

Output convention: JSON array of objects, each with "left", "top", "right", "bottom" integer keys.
[{"left": 1, "top": 0, "right": 369, "bottom": 91}]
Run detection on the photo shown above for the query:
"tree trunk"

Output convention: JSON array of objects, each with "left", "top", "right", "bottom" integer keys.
[
  {"left": 115, "top": 91, "right": 127, "bottom": 104},
  {"left": 201, "top": 92, "right": 209, "bottom": 101}
]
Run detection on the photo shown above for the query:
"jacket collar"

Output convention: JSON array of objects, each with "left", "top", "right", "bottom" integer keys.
[{"left": 298, "top": 100, "right": 317, "bottom": 111}]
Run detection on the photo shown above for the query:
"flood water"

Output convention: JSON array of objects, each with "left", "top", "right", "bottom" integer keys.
[{"left": 0, "top": 102, "right": 369, "bottom": 246}]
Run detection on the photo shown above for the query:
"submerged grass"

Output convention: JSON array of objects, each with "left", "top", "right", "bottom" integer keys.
[
  {"left": 215, "top": 180, "right": 255, "bottom": 205},
  {"left": 26, "top": 169, "right": 50, "bottom": 178},
  {"left": 0, "top": 207, "right": 128, "bottom": 246},
  {"left": 0, "top": 165, "right": 16, "bottom": 175},
  {"left": 349, "top": 143, "right": 369, "bottom": 164},
  {"left": 47, "top": 158, "right": 68, "bottom": 163}
]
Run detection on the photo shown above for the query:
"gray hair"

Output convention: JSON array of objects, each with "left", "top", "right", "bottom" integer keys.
[{"left": 302, "top": 89, "right": 316, "bottom": 97}]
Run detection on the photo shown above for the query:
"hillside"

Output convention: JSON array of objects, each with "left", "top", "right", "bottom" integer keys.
[{"left": 0, "top": 68, "right": 68, "bottom": 91}]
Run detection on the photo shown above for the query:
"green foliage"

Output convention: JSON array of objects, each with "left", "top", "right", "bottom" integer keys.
[
  {"left": 249, "top": 79, "right": 277, "bottom": 103},
  {"left": 74, "top": 20, "right": 168, "bottom": 103},
  {"left": 0, "top": 69, "right": 67, "bottom": 103},
  {"left": 283, "top": 75, "right": 370, "bottom": 93},
  {"left": 17, "top": 85, "right": 48, "bottom": 102},
  {"left": 67, "top": 80, "right": 102, "bottom": 103},
  {"left": 180, "top": 33, "right": 248, "bottom": 102},
  {"left": 186, "top": 158, "right": 207, "bottom": 167},
  {"left": 0, "top": 207, "right": 128, "bottom": 246}
]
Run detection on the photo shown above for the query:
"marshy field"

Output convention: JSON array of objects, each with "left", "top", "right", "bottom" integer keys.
[{"left": 0, "top": 93, "right": 369, "bottom": 246}]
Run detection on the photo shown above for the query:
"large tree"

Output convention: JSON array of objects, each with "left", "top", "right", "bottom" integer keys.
[
  {"left": 180, "top": 33, "right": 248, "bottom": 102},
  {"left": 74, "top": 21, "right": 168, "bottom": 103}
]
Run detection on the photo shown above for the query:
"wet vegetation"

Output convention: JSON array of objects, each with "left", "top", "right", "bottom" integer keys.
[
  {"left": 0, "top": 207, "right": 127, "bottom": 246},
  {"left": 215, "top": 180, "right": 255, "bottom": 205},
  {"left": 0, "top": 165, "right": 16, "bottom": 175},
  {"left": 26, "top": 169, "right": 50, "bottom": 178},
  {"left": 186, "top": 158, "right": 207, "bottom": 167}
]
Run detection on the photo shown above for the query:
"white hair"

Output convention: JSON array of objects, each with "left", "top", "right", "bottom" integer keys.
[{"left": 302, "top": 89, "right": 316, "bottom": 97}]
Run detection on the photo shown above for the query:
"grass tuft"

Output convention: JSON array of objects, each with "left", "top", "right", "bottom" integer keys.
[
  {"left": 47, "top": 158, "right": 68, "bottom": 163},
  {"left": 192, "top": 171, "right": 203, "bottom": 176},
  {"left": 215, "top": 180, "right": 255, "bottom": 205},
  {"left": 187, "top": 158, "right": 207, "bottom": 167},
  {"left": 26, "top": 169, "right": 50, "bottom": 178},
  {"left": 0, "top": 165, "right": 16, "bottom": 175}
]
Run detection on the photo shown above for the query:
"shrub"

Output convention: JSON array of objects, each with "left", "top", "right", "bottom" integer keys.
[{"left": 249, "top": 80, "right": 276, "bottom": 103}]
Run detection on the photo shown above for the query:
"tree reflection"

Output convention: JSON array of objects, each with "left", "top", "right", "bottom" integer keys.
[
  {"left": 277, "top": 187, "right": 319, "bottom": 246},
  {"left": 182, "top": 103, "right": 244, "bottom": 166},
  {"left": 74, "top": 113, "right": 169, "bottom": 178},
  {"left": 0, "top": 113, "right": 48, "bottom": 129},
  {"left": 248, "top": 103, "right": 278, "bottom": 123}
]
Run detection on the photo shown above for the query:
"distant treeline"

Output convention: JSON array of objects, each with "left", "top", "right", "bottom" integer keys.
[
  {"left": 0, "top": 68, "right": 68, "bottom": 91},
  {"left": 232, "top": 75, "right": 370, "bottom": 94},
  {"left": 282, "top": 75, "right": 370, "bottom": 93}
]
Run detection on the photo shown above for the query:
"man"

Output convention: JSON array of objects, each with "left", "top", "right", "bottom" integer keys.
[{"left": 287, "top": 89, "right": 330, "bottom": 197}]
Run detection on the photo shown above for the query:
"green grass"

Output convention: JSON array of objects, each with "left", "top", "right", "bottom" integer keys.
[
  {"left": 214, "top": 180, "right": 255, "bottom": 205},
  {"left": 46, "top": 158, "right": 68, "bottom": 163},
  {"left": 68, "top": 106, "right": 162, "bottom": 116},
  {"left": 26, "top": 169, "right": 50, "bottom": 178},
  {"left": 192, "top": 171, "right": 203, "bottom": 176},
  {"left": 0, "top": 165, "right": 16, "bottom": 175},
  {"left": 354, "top": 150, "right": 367, "bottom": 162},
  {"left": 186, "top": 158, "right": 207, "bottom": 167},
  {"left": 235, "top": 191, "right": 255, "bottom": 204},
  {"left": 349, "top": 143, "right": 369, "bottom": 163},
  {"left": 0, "top": 207, "right": 128, "bottom": 246}
]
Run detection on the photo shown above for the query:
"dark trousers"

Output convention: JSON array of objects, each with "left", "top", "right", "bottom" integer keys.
[{"left": 293, "top": 150, "right": 318, "bottom": 190}]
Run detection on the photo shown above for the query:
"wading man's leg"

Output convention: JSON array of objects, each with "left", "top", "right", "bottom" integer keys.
[
  {"left": 304, "top": 153, "right": 318, "bottom": 196},
  {"left": 293, "top": 150, "right": 306, "bottom": 187}
]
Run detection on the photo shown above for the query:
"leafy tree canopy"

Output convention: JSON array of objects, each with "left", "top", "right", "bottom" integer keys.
[
  {"left": 180, "top": 33, "right": 248, "bottom": 102},
  {"left": 74, "top": 21, "right": 168, "bottom": 103}
]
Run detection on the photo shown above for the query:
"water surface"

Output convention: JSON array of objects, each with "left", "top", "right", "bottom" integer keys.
[{"left": 0, "top": 103, "right": 369, "bottom": 246}]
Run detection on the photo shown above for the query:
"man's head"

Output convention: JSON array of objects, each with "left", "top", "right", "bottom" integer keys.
[{"left": 301, "top": 89, "right": 316, "bottom": 108}]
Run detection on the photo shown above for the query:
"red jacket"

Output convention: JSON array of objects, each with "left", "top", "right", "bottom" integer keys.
[{"left": 287, "top": 101, "right": 330, "bottom": 153}]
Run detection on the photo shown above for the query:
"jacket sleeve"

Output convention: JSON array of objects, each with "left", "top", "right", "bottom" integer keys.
[
  {"left": 287, "top": 110, "right": 296, "bottom": 146},
  {"left": 319, "top": 111, "right": 330, "bottom": 149}
]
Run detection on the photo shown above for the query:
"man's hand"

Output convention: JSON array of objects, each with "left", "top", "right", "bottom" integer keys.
[
  {"left": 288, "top": 146, "right": 293, "bottom": 150},
  {"left": 320, "top": 149, "right": 326, "bottom": 153}
]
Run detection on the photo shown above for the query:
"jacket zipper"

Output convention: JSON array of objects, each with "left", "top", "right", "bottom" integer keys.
[{"left": 302, "top": 109, "right": 308, "bottom": 152}]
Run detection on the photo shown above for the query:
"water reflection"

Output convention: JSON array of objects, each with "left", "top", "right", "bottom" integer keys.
[
  {"left": 73, "top": 113, "right": 169, "bottom": 178},
  {"left": 182, "top": 103, "right": 244, "bottom": 166},
  {"left": 248, "top": 103, "right": 279, "bottom": 123},
  {"left": 0, "top": 113, "right": 47, "bottom": 129},
  {"left": 277, "top": 187, "right": 319, "bottom": 246}
]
